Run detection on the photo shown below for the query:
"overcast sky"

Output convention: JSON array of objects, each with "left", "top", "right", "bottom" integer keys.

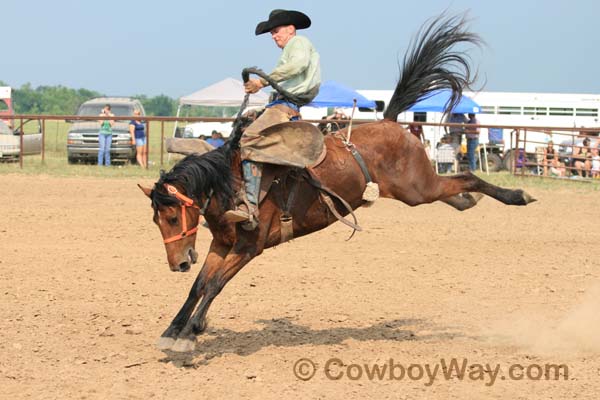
[{"left": 3, "top": 0, "right": 599, "bottom": 98}]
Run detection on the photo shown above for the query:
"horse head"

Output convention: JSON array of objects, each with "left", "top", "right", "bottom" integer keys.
[{"left": 140, "top": 148, "right": 236, "bottom": 272}]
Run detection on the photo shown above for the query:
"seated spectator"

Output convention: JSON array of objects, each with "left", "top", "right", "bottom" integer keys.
[
  {"left": 444, "top": 112, "right": 467, "bottom": 152},
  {"left": 543, "top": 141, "right": 565, "bottom": 177},
  {"left": 572, "top": 137, "right": 593, "bottom": 177},
  {"left": 317, "top": 116, "right": 329, "bottom": 134},
  {"left": 592, "top": 148, "right": 600, "bottom": 179},
  {"left": 206, "top": 130, "right": 225, "bottom": 148}
]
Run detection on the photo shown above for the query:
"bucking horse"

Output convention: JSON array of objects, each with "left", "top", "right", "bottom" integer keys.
[{"left": 139, "top": 14, "right": 535, "bottom": 352}]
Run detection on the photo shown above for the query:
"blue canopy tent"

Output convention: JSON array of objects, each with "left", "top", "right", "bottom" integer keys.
[
  {"left": 306, "top": 80, "right": 376, "bottom": 108},
  {"left": 408, "top": 89, "right": 480, "bottom": 113}
]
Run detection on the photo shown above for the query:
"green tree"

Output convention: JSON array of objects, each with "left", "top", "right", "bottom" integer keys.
[
  {"left": 139, "top": 94, "right": 176, "bottom": 116},
  {"left": 11, "top": 83, "right": 102, "bottom": 114}
]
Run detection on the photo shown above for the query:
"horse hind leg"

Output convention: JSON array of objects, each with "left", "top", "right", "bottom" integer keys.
[
  {"left": 441, "top": 172, "right": 536, "bottom": 206},
  {"left": 441, "top": 192, "right": 484, "bottom": 211}
]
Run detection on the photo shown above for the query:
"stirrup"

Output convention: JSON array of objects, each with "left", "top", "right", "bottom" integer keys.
[
  {"left": 224, "top": 208, "right": 252, "bottom": 223},
  {"left": 224, "top": 201, "right": 259, "bottom": 230}
]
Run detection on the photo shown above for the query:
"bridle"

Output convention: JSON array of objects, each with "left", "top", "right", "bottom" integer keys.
[{"left": 161, "top": 184, "right": 212, "bottom": 244}]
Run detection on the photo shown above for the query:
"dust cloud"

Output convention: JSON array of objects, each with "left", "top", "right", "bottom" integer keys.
[{"left": 487, "top": 284, "right": 600, "bottom": 356}]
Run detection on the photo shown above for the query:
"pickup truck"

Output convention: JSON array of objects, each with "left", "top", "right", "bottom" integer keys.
[
  {"left": 0, "top": 119, "right": 43, "bottom": 161},
  {"left": 66, "top": 97, "right": 145, "bottom": 164}
]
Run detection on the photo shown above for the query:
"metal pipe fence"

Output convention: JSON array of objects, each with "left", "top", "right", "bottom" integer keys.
[{"left": 2, "top": 114, "right": 599, "bottom": 181}]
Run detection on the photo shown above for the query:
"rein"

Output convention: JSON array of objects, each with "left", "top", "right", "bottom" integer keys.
[{"left": 161, "top": 184, "right": 212, "bottom": 244}]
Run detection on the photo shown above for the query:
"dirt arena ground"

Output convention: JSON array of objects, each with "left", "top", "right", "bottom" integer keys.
[{"left": 1, "top": 174, "right": 599, "bottom": 399}]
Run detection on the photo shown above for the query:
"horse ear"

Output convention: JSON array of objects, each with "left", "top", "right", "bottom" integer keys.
[{"left": 138, "top": 184, "right": 152, "bottom": 198}]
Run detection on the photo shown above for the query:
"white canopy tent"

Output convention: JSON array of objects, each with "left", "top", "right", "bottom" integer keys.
[
  {"left": 174, "top": 78, "right": 269, "bottom": 136},
  {"left": 178, "top": 77, "right": 269, "bottom": 107},
  {"left": 168, "top": 78, "right": 269, "bottom": 159}
]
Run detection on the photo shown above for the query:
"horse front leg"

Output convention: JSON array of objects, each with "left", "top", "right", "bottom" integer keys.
[
  {"left": 171, "top": 248, "right": 256, "bottom": 353},
  {"left": 156, "top": 272, "right": 204, "bottom": 350},
  {"left": 156, "top": 241, "right": 229, "bottom": 351}
]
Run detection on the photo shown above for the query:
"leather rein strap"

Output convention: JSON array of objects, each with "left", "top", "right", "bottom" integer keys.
[{"left": 162, "top": 184, "right": 211, "bottom": 244}]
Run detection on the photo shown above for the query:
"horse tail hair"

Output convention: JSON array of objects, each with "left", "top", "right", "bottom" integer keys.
[{"left": 383, "top": 13, "right": 483, "bottom": 121}]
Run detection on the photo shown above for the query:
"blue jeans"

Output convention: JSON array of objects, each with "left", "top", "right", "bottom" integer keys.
[
  {"left": 98, "top": 134, "right": 112, "bottom": 166},
  {"left": 267, "top": 99, "right": 300, "bottom": 112},
  {"left": 467, "top": 137, "right": 479, "bottom": 171},
  {"left": 266, "top": 99, "right": 300, "bottom": 120}
]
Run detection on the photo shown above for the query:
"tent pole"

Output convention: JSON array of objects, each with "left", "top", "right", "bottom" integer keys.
[
  {"left": 173, "top": 104, "right": 182, "bottom": 138},
  {"left": 168, "top": 104, "right": 182, "bottom": 164}
]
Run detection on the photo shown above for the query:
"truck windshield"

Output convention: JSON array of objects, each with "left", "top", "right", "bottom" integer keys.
[{"left": 78, "top": 105, "right": 133, "bottom": 117}]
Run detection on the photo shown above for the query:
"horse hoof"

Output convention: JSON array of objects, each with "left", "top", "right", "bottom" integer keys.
[
  {"left": 171, "top": 338, "right": 196, "bottom": 353},
  {"left": 522, "top": 191, "right": 537, "bottom": 204},
  {"left": 471, "top": 192, "right": 484, "bottom": 203},
  {"left": 156, "top": 336, "right": 176, "bottom": 351}
]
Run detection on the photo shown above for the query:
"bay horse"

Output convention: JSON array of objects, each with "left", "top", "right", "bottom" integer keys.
[{"left": 140, "top": 15, "right": 535, "bottom": 353}]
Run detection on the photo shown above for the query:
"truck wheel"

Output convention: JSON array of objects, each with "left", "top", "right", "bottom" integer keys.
[
  {"left": 478, "top": 153, "right": 502, "bottom": 172},
  {"left": 502, "top": 150, "right": 514, "bottom": 171},
  {"left": 68, "top": 156, "right": 78, "bottom": 164}
]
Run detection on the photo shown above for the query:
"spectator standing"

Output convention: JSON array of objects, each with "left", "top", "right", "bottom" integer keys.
[
  {"left": 409, "top": 122, "right": 424, "bottom": 142},
  {"left": 129, "top": 109, "right": 147, "bottom": 168},
  {"left": 591, "top": 148, "right": 600, "bottom": 178},
  {"left": 206, "top": 130, "right": 225, "bottom": 148},
  {"left": 98, "top": 104, "right": 114, "bottom": 166},
  {"left": 465, "top": 113, "right": 480, "bottom": 171},
  {"left": 409, "top": 113, "right": 426, "bottom": 142}
]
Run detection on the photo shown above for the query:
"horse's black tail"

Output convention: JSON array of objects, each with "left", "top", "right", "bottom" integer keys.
[{"left": 383, "top": 13, "right": 482, "bottom": 121}]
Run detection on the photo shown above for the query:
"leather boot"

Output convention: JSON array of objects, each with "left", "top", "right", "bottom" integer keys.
[{"left": 224, "top": 160, "right": 262, "bottom": 230}]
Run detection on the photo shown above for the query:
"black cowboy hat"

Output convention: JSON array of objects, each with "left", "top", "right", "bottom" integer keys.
[{"left": 255, "top": 9, "right": 311, "bottom": 35}]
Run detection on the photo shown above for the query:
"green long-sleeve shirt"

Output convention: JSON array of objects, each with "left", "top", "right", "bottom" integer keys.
[{"left": 264, "top": 35, "right": 321, "bottom": 101}]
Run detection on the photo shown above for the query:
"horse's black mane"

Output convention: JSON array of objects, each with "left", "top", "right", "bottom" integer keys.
[{"left": 151, "top": 145, "right": 235, "bottom": 211}]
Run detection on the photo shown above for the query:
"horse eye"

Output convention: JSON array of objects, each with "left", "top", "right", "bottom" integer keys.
[{"left": 168, "top": 216, "right": 178, "bottom": 226}]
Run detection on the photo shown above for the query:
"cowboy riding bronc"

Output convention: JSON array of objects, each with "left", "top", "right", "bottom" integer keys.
[{"left": 223, "top": 9, "right": 321, "bottom": 229}]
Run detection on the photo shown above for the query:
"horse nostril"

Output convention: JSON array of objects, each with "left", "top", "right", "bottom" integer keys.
[{"left": 178, "top": 262, "right": 191, "bottom": 272}]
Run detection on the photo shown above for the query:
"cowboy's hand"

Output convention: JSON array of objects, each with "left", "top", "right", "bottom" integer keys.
[{"left": 244, "top": 78, "right": 263, "bottom": 94}]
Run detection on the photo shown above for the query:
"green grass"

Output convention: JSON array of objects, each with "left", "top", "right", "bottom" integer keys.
[
  {"left": 476, "top": 171, "right": 600, "bottom": 191},
  {"left": 2, "top": 120, "right": 599, "bottom": 191}
]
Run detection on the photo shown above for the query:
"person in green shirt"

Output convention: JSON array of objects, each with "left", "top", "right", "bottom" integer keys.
[
  {"left": 224, "top": 9, "right": 321, "bottom": 229},
  {"left": 98, "top": 104, "right": 115, "bottom": 166}
]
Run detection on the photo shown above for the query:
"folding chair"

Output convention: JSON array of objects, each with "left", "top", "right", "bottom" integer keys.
[{"left": 435, "top": 145, "right": 458, "bottom": 174}]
